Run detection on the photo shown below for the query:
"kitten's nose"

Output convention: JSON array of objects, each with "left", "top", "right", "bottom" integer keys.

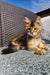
[{"left": 31, "top": 30, "right": 33, "bottom": 33}]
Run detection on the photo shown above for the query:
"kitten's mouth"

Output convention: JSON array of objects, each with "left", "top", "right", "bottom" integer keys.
[{"left": 28, "top": 33, "right": 37, "bottom": 37}]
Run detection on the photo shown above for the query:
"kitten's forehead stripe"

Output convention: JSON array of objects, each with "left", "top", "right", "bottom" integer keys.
[{"left": 31, "top": 21, "right": 34, "bottom": 27}]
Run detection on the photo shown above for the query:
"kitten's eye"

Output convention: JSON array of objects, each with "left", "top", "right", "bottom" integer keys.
[
  {"left": 28, "top": 28, "right": 31, "bottom": 30},
  {"left": 34, "top": 28, "right": 37, "bottom": 30}
]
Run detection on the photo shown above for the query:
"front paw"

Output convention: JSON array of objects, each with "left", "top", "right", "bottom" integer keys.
[
  {"left": 44, "top": 46, "right": 49, "bottom": 50},
  {"left": 34, "top": 49, "right": 46, "bottom": 55}
]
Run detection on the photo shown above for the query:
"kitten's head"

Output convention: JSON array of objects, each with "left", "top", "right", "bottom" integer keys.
[{"left": 24, "top": 16, "right": 41, "bottom": 37}]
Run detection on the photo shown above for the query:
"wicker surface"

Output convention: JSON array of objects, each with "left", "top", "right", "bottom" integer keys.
[
  {"left": 0, "top": 5, "right": 2, "bottom": 47},
  {"left": 0, "top": 1, "right": 37, "bottom": 47}
]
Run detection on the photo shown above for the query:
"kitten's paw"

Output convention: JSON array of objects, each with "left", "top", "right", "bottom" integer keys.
[
  {"left": 34, "top": 49, "right": 46, "bottom": 55},
  {"left": 21, "top": 47, "right": 25, "bottom": 50},
  {"left": 44, "top": 46, "right": 49, "bottom": 50}
]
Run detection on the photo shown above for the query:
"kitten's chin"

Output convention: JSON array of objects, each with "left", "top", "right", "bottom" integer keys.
[{"left": 28, "top": 33, "right": 37, "bottom": 37}]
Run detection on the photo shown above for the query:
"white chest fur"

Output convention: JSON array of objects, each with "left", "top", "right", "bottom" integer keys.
[{"left": 28, "top": 39, "right": 41, "bottom": 47}]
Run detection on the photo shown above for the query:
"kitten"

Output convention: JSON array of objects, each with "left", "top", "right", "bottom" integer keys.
[{"left": 2, "top": 16, "right": 48, "bottom": 55}]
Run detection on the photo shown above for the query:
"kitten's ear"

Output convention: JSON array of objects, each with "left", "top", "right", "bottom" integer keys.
[
  {"left": 35, "top": 16, "right": 41, "bottom": 26},
  {"left": 24, "top": 17, "right": 31, "bottom": 26}
]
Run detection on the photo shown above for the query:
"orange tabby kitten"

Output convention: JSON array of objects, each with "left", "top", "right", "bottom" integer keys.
[{"left": 2, "top": 16, "right": 48, "bottom": 55}]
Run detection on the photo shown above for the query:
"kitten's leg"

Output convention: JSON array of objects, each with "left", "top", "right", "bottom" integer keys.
[
  {"left": 12, "top": 44, "right": 21, "bottom": 51},
  {"left": 11, "top": 34, "right": 24, "bottom": 46},
  {"left": 34, "top": 48, "right": 46, "bottom": 55},
  {"left": 11, "top": 34, "right": 24, "bottom": 45},
  {"left": 21, "top": 47, "right": 26, "bottom": 50},
  {"left": 39, "top": 42, "right": 49, "bottom": 50},
  {"left": 28, "top": 45, "right": 46, "bottom": 55},
  {"left": 10, "top": 34, "right": 24, "bottom": 51}
]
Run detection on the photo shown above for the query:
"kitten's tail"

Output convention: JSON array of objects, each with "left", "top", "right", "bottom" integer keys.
[{"left": 1, "top": 47, "right": 15, "bottom": 54}]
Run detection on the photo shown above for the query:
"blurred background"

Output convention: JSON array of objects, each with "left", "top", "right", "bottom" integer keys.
[{"left": 1, "top": 0, "right": 50, "bottom": 13}]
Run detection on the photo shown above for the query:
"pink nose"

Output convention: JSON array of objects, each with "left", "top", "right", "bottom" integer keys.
[{"left": 31, "top": 30, "right": 33, "bottom": 33}]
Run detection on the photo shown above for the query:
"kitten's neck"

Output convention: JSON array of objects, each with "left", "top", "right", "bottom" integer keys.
[{"left": 35, "top": 33, "right": 41, "bottom": 39}]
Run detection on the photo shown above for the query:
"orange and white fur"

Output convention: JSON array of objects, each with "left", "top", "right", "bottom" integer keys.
[{"left": 2, "top": 16, "right": 49, "bottom": 55}]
